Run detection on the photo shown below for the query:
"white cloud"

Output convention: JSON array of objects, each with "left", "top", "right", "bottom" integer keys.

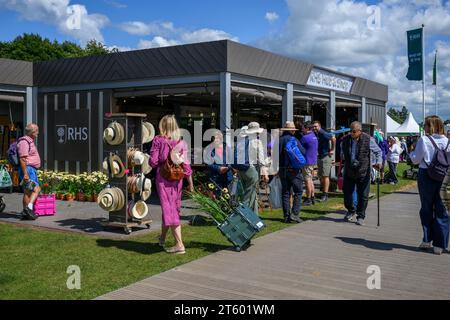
[
  {"left": 121, "top": 20, "right": 239, "bottom": 49},
  {"left": 254, "top": 0, "right": 450, "bottom": 120},
  {"left": 0, "top": 0, "right": 109, "bottom": 44},
  {"left": 265, "top": 11, "right": 279, "bottom": 23},
  {"left": 119, "top": 21, "right": 175, "bottom": 36},
  {"left": 138, "top": 37, "right": 180, "bottom": 49},
  {"left": 103, "top": 0, "right": 127, "bottom": 9}
]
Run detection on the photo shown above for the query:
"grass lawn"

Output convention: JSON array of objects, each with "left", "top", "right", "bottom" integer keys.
[{"left": 0, "top": 163, "right": 416, "bottom": 300}]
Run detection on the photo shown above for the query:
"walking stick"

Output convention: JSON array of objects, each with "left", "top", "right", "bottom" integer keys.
[{"left": 377, "top": 170, "right": 380, "bottom": 227}]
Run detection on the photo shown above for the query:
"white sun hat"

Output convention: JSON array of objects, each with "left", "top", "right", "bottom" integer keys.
[{"left": 142, "top": 122, "right": 156, "bottom": 144}]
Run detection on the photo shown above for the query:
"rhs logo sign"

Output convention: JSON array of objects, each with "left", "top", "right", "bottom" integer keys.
[{"left": 56, "top": 125, "right": 88, "bottom": 144}]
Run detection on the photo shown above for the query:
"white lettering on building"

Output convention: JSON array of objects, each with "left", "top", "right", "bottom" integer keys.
[{"left": 307, "top": 68, "right": 354, "bottom": 93}]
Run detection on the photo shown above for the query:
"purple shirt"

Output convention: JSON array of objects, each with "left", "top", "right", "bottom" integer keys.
[{"left": 300, "top": 131, "right": 318, "bottom": 165}]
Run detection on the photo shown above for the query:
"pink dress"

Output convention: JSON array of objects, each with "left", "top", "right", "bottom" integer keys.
[{"left": 149, "top": 136, "right": 192, "bottom": 227}]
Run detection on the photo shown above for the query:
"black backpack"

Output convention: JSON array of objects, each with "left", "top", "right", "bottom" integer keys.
[{"left": 425, "top": 136, "right": 450, "bottom": 182}]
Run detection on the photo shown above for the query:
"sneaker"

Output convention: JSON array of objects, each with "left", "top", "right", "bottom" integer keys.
[
  {"left": 419, "top": 242, "right": 432, "bottom": 250},
  {"left": 283, "top": 216, "right": 292, "bottom": 223},
  {"left": 433, "top": 247, "right": 443, "bottom": 255},
  {"left": 23, "top": 207, "right": 37, "bottom": 220},
  {"left": 303, "top": 198, "right": 312, "bottom": 206},
  {"left": 356, "top": 218, "right": 365, "bottom": 226},
  {"left": 289, "top": 215, "right": 303, "bottom": 223},
  {"left": 390, "top": 182, "right": 396, "bottom": 185},
  {"left": 344, "top": 212, "right": 355, "bottom": 222},
  {"left": 320, "top": 194, "right": 328, "bottom": 202}
]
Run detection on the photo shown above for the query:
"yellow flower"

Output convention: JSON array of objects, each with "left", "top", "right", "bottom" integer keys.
[
  {"left": 222, "top": 188, "right": 229, "bottom": 194},
  {"left": 224, "top": 194, "right": 230, "bottom": 200},
  {"left": 208, "top": 183, "right": 215, "bottom": 190}
]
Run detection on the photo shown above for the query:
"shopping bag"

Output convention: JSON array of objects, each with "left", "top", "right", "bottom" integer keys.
[
  {"left": 268, "top": 176, "right": 282, "bottom": 209},
  {"left": 0, "top": 165, "right": 12, "bottom": 188}
]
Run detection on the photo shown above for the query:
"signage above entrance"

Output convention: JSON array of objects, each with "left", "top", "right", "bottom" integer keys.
[{"left": 306, "top": 68, "right": 354, "bottom": 93}]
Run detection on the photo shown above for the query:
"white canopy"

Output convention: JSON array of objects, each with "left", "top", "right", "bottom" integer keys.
[
  {"left": 394, "top": 112, "right": 420, "bottom": 135},
  {"left": 386, "top": 114, "right": 401, "bottom": 134}
]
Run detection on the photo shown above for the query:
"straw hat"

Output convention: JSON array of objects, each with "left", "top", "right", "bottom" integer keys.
[
  {"left": 141, "top": 153, "right": 152, "bottom": 175},
  {"left": 127, "top": 148, "right": 145, "bottom": 167},
  {"left": 103, "top": 122, "right": 125, "bottom": 145},
  {"left": 136, "top": 174, "right": 152, "bottom": 201},
  {"left": 245, "top": 122, "right": 264, "bottom": 135},
  {"left": 127, "top": 175, "right": 139, "bottom": 193},
  {"left": 98, "top": 187, "right": 125, "bottom": 212},
  {"left": 127, "top": 200, "right": 149, "bottom": 220},
  {"left": 142, "top": 122, "right": 155, "bottom": 144},
  {"left": 103, "top": 155, "right": 126, "bottom": 178},
  {"left": 280, "top": 121, "right": 299, "bottom": 131}
]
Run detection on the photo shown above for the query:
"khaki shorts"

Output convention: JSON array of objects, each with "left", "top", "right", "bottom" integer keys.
[
  {"left": 302, "top": 165, "right": 315, "bottom": 181},
  {"left": 318, "top": 155, "right": 333, "bottom": 178}
]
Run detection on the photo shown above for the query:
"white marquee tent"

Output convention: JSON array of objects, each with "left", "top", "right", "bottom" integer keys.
[
  {"left": 392, "top": 112, "right": 421, "bottom": 136},
  {"left": 386, "top": 114, "right": 401, "bottom": 135}
]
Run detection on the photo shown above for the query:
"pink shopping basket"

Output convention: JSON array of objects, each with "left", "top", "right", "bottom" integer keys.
[{"left": 34, "top": 194, "right": 56, "bottom": 216}]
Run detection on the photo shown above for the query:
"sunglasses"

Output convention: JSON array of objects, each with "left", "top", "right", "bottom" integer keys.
[{"left": 351, "top": 130, "right": 361, "bottom": 133}]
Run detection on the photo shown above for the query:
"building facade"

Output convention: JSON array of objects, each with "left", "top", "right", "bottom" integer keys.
[{"left": 0, "top": 40, "right": 388, "bottom": 173}]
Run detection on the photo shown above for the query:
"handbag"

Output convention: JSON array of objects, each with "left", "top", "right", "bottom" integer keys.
[
  {"left": 160, "top": 141, "right": 185, "bottom": 181},
  {"left": 0, "top": 165, "right": 12, "bottom": 188}
]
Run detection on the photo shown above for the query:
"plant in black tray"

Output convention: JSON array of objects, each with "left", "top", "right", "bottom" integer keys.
[{"left": 187, "top": 189, "right": 230, "bottom": 224}]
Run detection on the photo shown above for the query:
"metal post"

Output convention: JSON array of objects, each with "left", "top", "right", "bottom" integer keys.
[
  {"left": 282, "top": 83, "right": 293, "bottom": 124},
  {"left": 220, "top": 72, "right": 232, "bottom": 148},
  {"left": 422, "top": 24, "right": 426, "bottom": 125}
]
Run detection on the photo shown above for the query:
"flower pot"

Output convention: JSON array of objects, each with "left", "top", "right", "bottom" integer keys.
[
  {"left": 66, "top": 194, "right": 75, "bottom": 202},
  {"left": 93, "top": 194, "right": 98, "bottom": 203},
  {"left": 77, "top": 192, "right": 85, "bottom": 202},
  {"left": 85, "top": 194, "right": 93, "bottom": 202},
  {"left": 56, "top": 193, "right": 65, "bottom": 200}
]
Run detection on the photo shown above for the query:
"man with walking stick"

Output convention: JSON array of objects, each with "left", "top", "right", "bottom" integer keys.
[{"left": 341, "top": 122, "right": 383, "bottom": 226}]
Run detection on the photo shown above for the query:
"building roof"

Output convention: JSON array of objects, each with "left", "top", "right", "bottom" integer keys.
[
  {"left": 1, "top": 40, "right": 388, "bottom": 102},
  {"left": 0, "top": 58, "right": 33, "bottom": 86}
]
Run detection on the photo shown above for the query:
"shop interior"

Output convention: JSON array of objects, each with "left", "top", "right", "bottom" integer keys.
[{"left": 0, "top": 95, "right": 24, "bottom": 160}]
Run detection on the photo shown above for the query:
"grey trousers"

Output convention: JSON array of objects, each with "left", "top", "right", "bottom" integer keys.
[{"left": 238, "top": 166, "right": 259, "bottom": 214}]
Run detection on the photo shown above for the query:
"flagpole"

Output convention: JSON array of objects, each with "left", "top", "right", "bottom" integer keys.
[
  {"left": 422, "top": 24, "right": 426, "bottom": 125},
  {"left": 435, "top": 49, "right": 438, "bottom": 116}
]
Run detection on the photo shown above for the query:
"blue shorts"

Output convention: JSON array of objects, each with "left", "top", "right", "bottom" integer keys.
[{"left": 18, "top": 166, "right": 40, "bottom": 187}]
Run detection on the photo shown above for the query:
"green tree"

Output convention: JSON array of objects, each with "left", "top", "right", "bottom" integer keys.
[
  {"left": 0, "top": 33, "right": 118, "bottom": 62},
  {"left": 388, "top": 106, "right": 408, "bottom": 124}
]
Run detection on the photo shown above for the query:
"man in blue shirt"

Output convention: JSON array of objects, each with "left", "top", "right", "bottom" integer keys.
[{"left": 313, "top": 121, "right": 336, "bottom": 202}]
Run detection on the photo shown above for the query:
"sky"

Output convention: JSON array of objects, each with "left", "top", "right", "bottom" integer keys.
[{"left": 0, "top": 0, "right": 449, "bottom": 121}]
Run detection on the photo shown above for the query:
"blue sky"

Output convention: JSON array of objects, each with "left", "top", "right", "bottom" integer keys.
[{"left": 1, "top": 0, "right": 449, "bottom": 120}]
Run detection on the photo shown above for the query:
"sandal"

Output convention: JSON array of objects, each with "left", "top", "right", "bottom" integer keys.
[{"left": 166, "top": 246, "right": 186, "bottom": 254}]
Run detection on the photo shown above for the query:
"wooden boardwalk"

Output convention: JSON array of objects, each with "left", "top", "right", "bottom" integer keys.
[{"left": 97, "top": 188, "right": 450, "bottom": 300}]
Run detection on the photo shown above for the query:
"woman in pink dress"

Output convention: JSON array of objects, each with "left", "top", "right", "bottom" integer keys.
[{"left": 150, "top": 115, "right": 194, "bottom": 254}]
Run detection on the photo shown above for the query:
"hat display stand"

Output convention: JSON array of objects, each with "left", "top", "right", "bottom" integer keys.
[{"left": 100, "top": 113, "right": 152, "bottom": 235}]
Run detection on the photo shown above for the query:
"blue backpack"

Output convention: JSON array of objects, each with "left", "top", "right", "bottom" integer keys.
[
  {"left": 285, "top": 137, "right": 306, "bottom": 169},
  {"left": 7, "top": 138, "right": 30, "bottom": 167}
]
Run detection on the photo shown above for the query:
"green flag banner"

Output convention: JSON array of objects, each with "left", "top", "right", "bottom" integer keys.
[
  {"left": 433, "top": 51, "right": 437, "bottom": 85},
  {"left": 406, "top": 28, "right": 423, "bottom": 81}
]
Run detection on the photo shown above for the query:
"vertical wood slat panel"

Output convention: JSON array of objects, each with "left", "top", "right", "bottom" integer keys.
[
  {"left": 64, "top": 93, "right": 69, "bottom": 173},
  {"left": 90, "top": 91, "right": 99, "bottom": 172},
  {"left": 76, "top": 92, "right": 80, "bottom": 174},
  {"left": 69, "top": 93, "right": 77, "bottom": 173},
  {"left": 57, "top": 94, "right": 65, "bottom": 172},
  {"left": 79, "top": 92, "right": 88, "bottom": 173},
  {"left": 46, "top": 94, "right": 55, "bottom": 171},
  {"left": 37, "top": 94, "right": 45, "bottom": 161}
]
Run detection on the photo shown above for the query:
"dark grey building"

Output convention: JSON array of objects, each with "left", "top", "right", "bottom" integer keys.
[{"left": 0, "top": 40, "right": 388, "bottom": 173}]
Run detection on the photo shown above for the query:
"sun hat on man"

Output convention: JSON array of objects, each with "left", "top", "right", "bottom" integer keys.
[
  {"left": 280, "top": 121, "right": 299, "bottom": 131},
  {"left": 245, "top": 122, "right": 264, "bottom": 135}
]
